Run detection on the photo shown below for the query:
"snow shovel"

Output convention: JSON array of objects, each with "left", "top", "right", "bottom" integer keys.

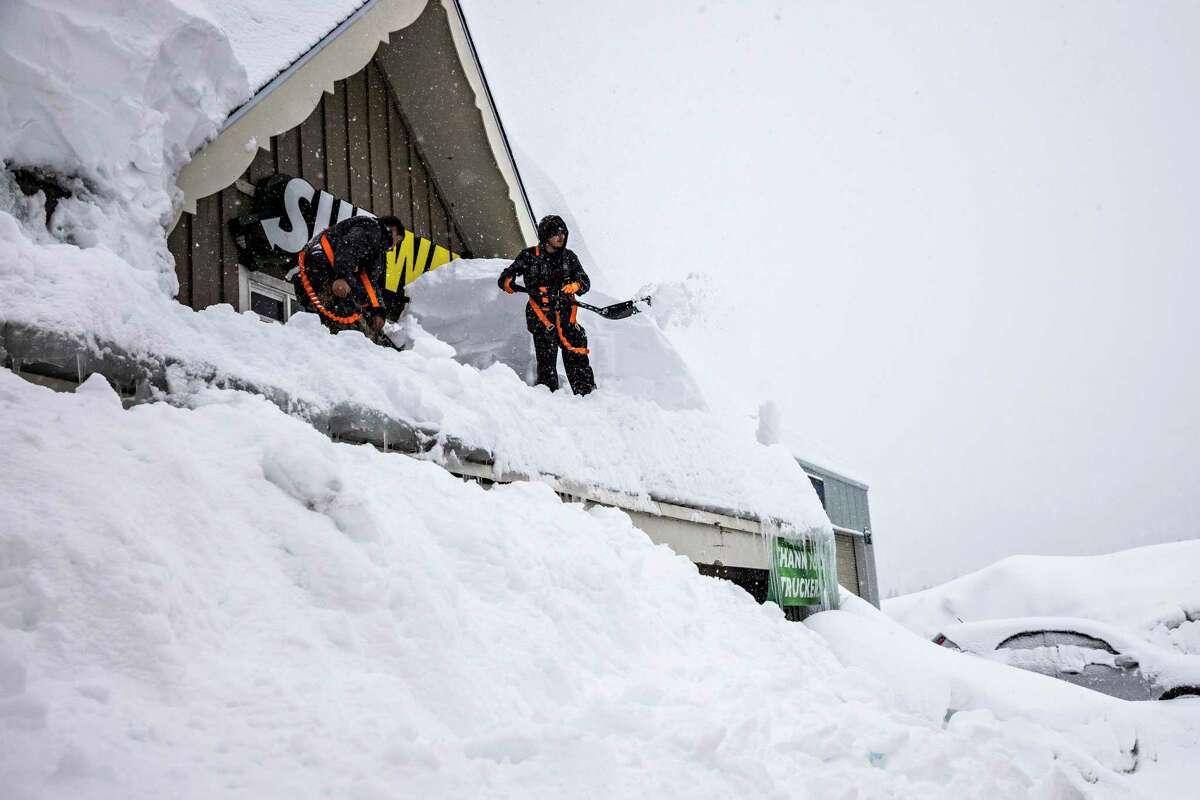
[{"left": 510, "top": 283, "right": 651, "bottom": 320}]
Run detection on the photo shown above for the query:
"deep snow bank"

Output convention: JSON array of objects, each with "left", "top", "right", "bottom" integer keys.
[
  {"left": 0, "top": 0, "right": 248, "bottom": 290},
  {"left": 0, "top": 371, "right": 1154, "bottom": 798},
  {"left": 885, "top": 543, "right": 1200, "bottom": 654},
  {"left": 807, "top": 594, "right": 1200, "bottom": 797}
]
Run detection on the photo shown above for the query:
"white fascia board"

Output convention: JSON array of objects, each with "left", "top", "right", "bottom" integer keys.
[
  {"left": 442, "top": 0, "right": 538, "bottom": 245},
  {"left": 174, "top": 0, "right": 427, "bottom": 220}
]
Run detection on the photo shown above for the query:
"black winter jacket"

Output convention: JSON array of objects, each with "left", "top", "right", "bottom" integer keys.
[
  {"left": 298, "top": 216, "right": 406, "bottom": 322},
  {"left": 497, "top": 244, "right": 590, "bottom": 332}
]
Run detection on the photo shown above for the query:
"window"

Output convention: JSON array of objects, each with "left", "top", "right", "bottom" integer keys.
[
  {"left": 250, "top": 289, "right": 286, "bottom": 322},
  {"left": 808, "top": 475, "right": 826, "bottom": 509},
  {"left": 240, "top": 266, "right": 299, "bottom": 324},
  {"left": 997, "top": 630, "right": 1117, "bottom": 654}
]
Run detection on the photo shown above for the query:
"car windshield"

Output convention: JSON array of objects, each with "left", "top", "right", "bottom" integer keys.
[{"left": 996, "top": 630, "right": 1117, "bottom": 654}]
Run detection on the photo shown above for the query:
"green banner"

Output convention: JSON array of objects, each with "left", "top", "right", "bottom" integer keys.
[{"left": 767, "top": 535, "right": 825, "bottom": 607}]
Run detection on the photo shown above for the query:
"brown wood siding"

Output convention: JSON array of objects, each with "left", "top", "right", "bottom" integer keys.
[
  {"left": 835, "top": 533, "right": 861, "bottom": 596},
  {"left": 345, "top": 71, "right": 371, "bottom": 207},
  {"left": 299, "top": 99, "right": 325, "bottom": 185},
  {"left": 219, "top": 187, "right": 243, "bottom": 304},
  {"left": 169, "top": 53, "right": 467, "bottom": 311},
  {"left": 190, "top": 195, "right": 222, "bottom": 309},
  {"left": 323, "top": 82, "right": 350, "bottom": 198},
  {"left": 274, "top": 126, "right": 301, "bottom": 178},
  {"left": 366, "top": 63, "right": 392, "bottom": 216}
]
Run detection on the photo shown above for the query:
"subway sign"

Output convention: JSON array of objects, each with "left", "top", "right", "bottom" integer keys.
[{"left": 229, "top": 174, "right": 459, "bottom": 289}]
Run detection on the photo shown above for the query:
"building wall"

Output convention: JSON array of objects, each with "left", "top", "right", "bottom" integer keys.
[
  {"left": 169, "top": 57, "right": 470, "bottom": 311},
  {"left": 802, "top": 462, "right": 880, "bottom": 606}
]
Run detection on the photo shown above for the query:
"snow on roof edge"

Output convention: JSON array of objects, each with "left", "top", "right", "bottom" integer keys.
[{"left": 220, "top": 0, "right": 375, "bottom": 134}]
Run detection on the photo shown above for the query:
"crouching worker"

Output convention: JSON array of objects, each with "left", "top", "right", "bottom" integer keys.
[
  {"left": 291, "top": 215, "right": 407, "bottom": 340},
  {"left": 497, "top": 215, "right": 595, "bottom": 395}
]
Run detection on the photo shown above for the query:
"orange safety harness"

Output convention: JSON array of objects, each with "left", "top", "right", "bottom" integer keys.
[
  {"left": 297, "top": 232, "right": 382, "bottom": 326},
  {"left": 518, "top": 244, "right": 589, "bottom": 354},
  {"left": 555, "top": 310, "right": 589, "bottom": 355}
]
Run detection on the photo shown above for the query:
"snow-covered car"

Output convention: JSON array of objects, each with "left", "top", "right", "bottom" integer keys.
[{"left": 932, "top": 617, "right": 1200, "bottom": 701}]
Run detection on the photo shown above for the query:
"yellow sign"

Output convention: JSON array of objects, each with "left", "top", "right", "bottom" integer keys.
[{"left": 386, "top": 230, "right": 460, "bottom": 291}]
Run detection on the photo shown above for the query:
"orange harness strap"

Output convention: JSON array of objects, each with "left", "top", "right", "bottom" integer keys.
[
  {"left": 528, "top": 296, "right": 553, "bottom": 329},
  {"left": 359, "top": 271, "right": 381, "bottom": 308},
  {"left": 555, "top": 311, "right": 589, "bottom": 355},
  {"left": 297, "top": 244, "right": 363, "bottom": 326}
]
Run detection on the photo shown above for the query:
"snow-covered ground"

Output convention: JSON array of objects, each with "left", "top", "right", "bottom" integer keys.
[
  {"left": 885, "top": 543, "right": 1200, "bottom": 655},
  {"left": 1, "top": 371, "right": 1196, "bottom": 798},
  {"left": 3, "top": 0, "right": 1200, "bottom": 796}
]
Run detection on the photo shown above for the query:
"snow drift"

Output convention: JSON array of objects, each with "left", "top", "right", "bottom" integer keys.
[{"left": 0, "top": 372, "right": 1166, "bottom": 798}]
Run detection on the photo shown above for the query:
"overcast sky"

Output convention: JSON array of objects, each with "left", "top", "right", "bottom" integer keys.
[{"left": 463, "top": 0, "right": 1200, "bottom": 594}]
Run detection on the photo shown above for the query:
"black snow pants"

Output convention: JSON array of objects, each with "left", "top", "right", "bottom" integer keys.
[{"left": 528, "top": 306, "right": 595, "bottom": 395}]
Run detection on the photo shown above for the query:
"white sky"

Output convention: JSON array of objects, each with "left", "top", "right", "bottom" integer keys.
[{"left": 463, "top": 0, "right": 1200, "bottom": 594}]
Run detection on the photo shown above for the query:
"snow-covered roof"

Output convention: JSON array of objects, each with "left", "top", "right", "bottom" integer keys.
[{"left": 198, "top": 1, "right": 376, "bottom": 97}]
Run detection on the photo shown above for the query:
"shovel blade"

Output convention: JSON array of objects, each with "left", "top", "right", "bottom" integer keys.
[{"left": 598, "top": 300, "right": 639, "bottom": 319}]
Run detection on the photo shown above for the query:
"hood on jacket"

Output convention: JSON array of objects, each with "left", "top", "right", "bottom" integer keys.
[{"left": 537, "top": 215, "right": 569, "bottom": 247}]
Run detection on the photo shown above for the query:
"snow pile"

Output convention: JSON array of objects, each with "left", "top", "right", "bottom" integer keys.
[
  {"left": 406, "top": 258, "right": 706, "bottom": 411},
  {"left": 806, "top": 595, "right": 1200, "bottom": 795},
  {"left": 0, "top": 371, "right": 1173, "bottom": 798},
  {"left": 0, "top": 0, "right": 248, "bottom": 291},
  {"left": 885, "top": 543, "right": 1200, "bottom": 654}
]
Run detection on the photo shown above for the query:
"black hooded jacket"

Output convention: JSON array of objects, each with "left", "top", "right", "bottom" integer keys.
[
  {"left": 497, "top": 215, "right": 590, "bottom": 328},
  {"left": 296, "top": 215, "right": 405, "bottom": 323}
]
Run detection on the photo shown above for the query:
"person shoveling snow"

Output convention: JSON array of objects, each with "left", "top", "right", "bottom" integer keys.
[
  {"left": 290, "top": 215, "right": 408, "bottom": 344},
  {"left": 498, "top": 214, "right": 650, "bottom": 395}
]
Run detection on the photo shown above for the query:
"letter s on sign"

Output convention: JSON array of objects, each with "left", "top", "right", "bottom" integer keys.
[{"left": 261, "top": 178, "right": 316, "bottom": 253}]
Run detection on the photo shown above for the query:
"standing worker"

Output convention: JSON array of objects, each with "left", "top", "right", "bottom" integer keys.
[
  {"left": 291, "top": 215, "right": 408, "bottom": 339},
  {"left": 498, "top": 215, "right": 596, "bottom": 395}
]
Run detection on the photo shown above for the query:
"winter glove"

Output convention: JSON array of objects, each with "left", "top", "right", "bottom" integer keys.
[{"left": 562, "top": 282, "right": 581, "bottom": 295}]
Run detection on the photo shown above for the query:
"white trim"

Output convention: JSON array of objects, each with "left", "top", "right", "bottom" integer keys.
[{"left": 174, "top": 0, "right": 427, "bottom": 220}]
